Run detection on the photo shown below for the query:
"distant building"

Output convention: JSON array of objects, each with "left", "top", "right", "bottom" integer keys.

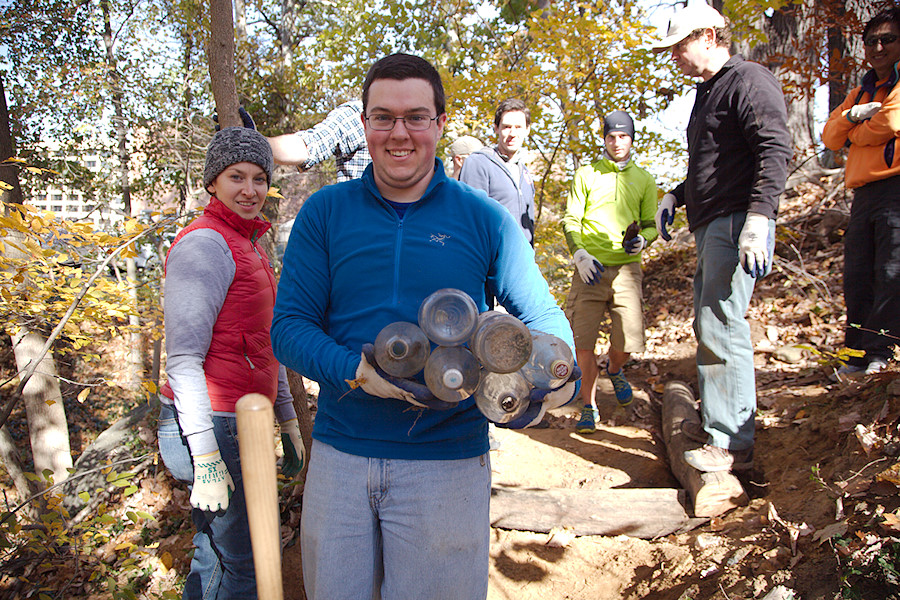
[{"left": 25, "top": 151, "right": 126, "bottom": 228}]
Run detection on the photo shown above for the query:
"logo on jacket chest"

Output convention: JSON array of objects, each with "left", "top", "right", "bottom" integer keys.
[{"left": 429, "top": 233, "right": 451, "bottom": 246}]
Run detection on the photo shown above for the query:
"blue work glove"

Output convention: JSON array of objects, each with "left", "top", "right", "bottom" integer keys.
[
  {"left": 359, "top": 344, "right": 454, "bottom": 411},
  {"left": 738, "top": 212, "right": 775, "bottom": 278},
  {"left": 573, "top": 249, "right": 604, "bottom": 286},
  {"left": 498, "top": 365, "right": 582, "bottom": 429},
  {"left": 655, "top": 193, "right": 676, "bottom": 242},
  {"left": 623, "top": 234, "right": 646, "bottom": 255},
  {"left": 213, "top": 106, "right": 257, "bottom": 131}
]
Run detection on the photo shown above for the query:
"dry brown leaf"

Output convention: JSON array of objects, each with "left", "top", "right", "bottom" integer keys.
[{"left": 879, "top": 513, "right": 900, "bottom": 534}]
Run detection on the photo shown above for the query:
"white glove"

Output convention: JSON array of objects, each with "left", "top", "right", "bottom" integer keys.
[
  {"left": 623, "top": 234, "right": 646, "bottom": 255},
  {"left": 848, "top": 102, "right": 881, "bottom": 123},
  {"left": 191, "top": 450, "right": 234, "bottom": 512},
  {"left": 280, "top": 418, "right": 306, "bottom": 479},
  {"left": 573, "top": 248, "right": 604, "bottom": 285},
  {"left": 655, "top": 193, "right": 676, "bottom": 241},
  {"left": 357, "top": 352, "right": 427, "bottom": 407},
  {"left": 738, "top": 212, "right": 774, "bottom": 278}
]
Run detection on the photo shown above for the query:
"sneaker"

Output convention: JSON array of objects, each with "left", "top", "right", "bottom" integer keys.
[
  {"left": 576, "top": 406, "right": 598, "bottom": 434},
  {"left": 866, "top": 358, "right": 888, "bottom": 375},
  {"left": 681, "top": 419, "right": 708, "bottom": 444},
  {"left": 828, "top": 363, "right": 864, "bottom": 382},
  {"left": 607, "top": 368, "right": 633, "bottom": 407},
  {"left": 684, "top": 444, "right": 753, "bottom": 473}
]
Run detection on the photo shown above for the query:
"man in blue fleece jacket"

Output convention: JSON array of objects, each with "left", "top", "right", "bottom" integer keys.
[{"left": 271, "top": 54, "right": 577, "bottom": 600}]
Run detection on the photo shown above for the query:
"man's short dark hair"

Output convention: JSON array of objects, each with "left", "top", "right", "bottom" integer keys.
[
  {"left": 362, "top": 53, "right": 445, "bottom": 116},
  {"left": 494, "top": 98, "right": 531, "bottom": 128},
  {"left": 685, "top": 22, "right": 731, "bottom": 48},
  {"left": 863, "top": 7, "right": 900, "bottom": 41}
]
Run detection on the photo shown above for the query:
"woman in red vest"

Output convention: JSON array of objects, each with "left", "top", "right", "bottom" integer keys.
[{"left": 158, "top": 127, "right": 304, "bottom": 599}]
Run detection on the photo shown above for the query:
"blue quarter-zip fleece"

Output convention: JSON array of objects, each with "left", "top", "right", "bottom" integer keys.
[{"left": 272, "top": 160, "right": 574, "bottom": 460}]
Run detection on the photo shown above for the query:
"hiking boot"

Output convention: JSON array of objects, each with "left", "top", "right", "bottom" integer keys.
[
  {"left": 576, "top": 406, "right": 598, "bottom": 434},
  {"left": 681, "top": 419, "right": 708, "bottom": 444},
  {"left": 607, "top": 368, "right": 633, "bottom": 407},
  {"left": 866, "top": 358, "right": 888, "bottom": 375},
  {"left": 684, "top": 444, "right": 753, "bottom": 473}
]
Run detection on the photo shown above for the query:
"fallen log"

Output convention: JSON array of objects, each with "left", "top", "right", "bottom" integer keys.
[
  {"left": 490, "top": 485, "right": 707, "bottom": 538},
  {"left": 661, "top": 381, "right": 748, "bottom": 518}
]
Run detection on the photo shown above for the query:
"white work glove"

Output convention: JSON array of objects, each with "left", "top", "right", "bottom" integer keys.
[
  {"left": 573, "top": 248, "right": 604, "bottom": 286},
  {"left": 623, "top": 234, "right": 646, "bottom": 255},
  {"left": 357, "top": 345, "right": 450, "bottom": 410},
  {"left": 280, "top": 418, "right": 306, "bottom": 479},
  {"left": 848, "top": 102, "right": 881, "bottom": 123},
  {"left": 191, "top": 450, "right": 234, "bottom": 512},
  {"left": 738, "top": 212, "right": 775, "bottom": 278},
  {"left": 655, "top": 193, "right": 676, "bottom": 241}
]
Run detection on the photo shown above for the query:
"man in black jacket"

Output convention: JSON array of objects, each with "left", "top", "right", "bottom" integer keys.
[{"left": 651, "top": 3, "right": 792, "bottom": 473}]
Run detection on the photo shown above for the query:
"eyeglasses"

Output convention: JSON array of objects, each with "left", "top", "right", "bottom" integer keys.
[
  {"left": 864, "top": 33, "right": 899, "bottom": 47},
  {"left": 365, "top": 114, "right": 440, "bottom": 131}
]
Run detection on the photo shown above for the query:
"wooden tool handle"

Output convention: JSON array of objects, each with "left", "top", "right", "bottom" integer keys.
[{"left": 236, "top": 393, "right": 283, "bottom": 600}]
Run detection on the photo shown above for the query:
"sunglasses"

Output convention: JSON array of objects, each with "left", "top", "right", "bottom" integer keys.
[{"left": 864, "top": 33, "right": 899, "bottom": 47}]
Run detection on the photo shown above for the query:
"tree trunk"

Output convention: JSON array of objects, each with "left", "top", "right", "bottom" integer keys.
[
  {"left": 286, "top": 369, "right": 313, "bottom": 486},
  {"left": 0, "top": 74, "right": 24, "bottom": 207},
  {"left": 11, "top": 329, "right": 74, "bottom": 486},
  {"left": 735, "top": 0, "right": 816, "bottom": 173},
  {"left": 0, "top": 425, "right": 37, "bottom": 511},
  {"left": 208, "top": 0, "right": 241, "bottom": 128},
  {"left": 0, "top": 72, "right": 68, "bottom": 502},
  {"left": 102, "top": 0, "right": 143, "bottom": 391}
]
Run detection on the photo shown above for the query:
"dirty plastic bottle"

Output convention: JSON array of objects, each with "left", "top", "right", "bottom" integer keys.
[
  {"left": 474, "top": 371, "right": 531, "bottom": 423},
  {"left": 418, "top": 288, "right": 478, "bottom": 346},
  {"left": 423, "top": 346, "right": 481, "bottom": 402},
  {"left": 520, "top": 332, "right": 574, "bottom": 389},
  {"left": 374, "top": 321, "right": 431, "bottom": 378},
  {"left": 469, "top": 311, "right": 533, "bottom": 374}
]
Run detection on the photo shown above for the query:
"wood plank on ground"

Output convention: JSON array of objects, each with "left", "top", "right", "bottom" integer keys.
[
  {"left": 490, "top": 485, "right": 708, "bottom": 538},
  {"left": 661, "top": 380, "right": 748, "bottom": 518}
]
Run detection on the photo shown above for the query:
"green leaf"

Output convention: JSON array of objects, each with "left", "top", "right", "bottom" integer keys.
[{"left": 78, "top": 491, "right": 91, "bottom": 503}]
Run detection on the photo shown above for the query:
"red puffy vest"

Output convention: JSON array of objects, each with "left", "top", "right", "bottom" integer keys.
[{"left": 160, "top": 198, "right": 278, "bottom": 412}]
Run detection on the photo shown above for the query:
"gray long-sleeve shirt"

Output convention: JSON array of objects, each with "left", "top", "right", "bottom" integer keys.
[{"left": 163, "top": 228, "right": 296, "bottom": 456}]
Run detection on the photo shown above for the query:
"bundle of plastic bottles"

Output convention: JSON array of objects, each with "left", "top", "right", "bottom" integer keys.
[{"left": 372, "top": 288, "right": 573, "bottom": 423}]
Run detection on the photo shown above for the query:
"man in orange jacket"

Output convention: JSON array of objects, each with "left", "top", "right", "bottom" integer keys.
[{"left": 823, "top": 7, "right": 900, "bottom": 377}]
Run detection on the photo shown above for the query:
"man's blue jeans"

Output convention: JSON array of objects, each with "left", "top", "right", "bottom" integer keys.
[
  {"left": 692, "top": 212, "right": 766, "bottom": 451},
  {"left": 158, "top": 403, "right": 256, "bottom": 600},
  {"left": 300, "top": 440, "right": 491, "bottom": 600}
]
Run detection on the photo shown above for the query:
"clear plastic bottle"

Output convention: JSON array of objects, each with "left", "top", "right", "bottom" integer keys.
[
  {"left": 469, "top": 311, "right": 533, "bottom": 374},
  {"left": 374, "top": 321, "right": 431, "bottom": 378},
  {"left": 418, "top": 288, "right": 478, "bottom": 346},
  {"left": 520, "top": 331, "right": 574, "bottom": 389},
  {"left": 474, "top": 371, "right": 531, "bottom": 423},
  {"left": 423, "top": 346, "right": 481, "bottom": 403}
]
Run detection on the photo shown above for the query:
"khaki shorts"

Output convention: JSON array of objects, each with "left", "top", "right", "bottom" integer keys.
[{"left": 564, "top": 261, "right": 645, "bottom": 353}]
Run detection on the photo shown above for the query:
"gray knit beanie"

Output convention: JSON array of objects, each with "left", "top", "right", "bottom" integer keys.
[
  {"left": 603, "top": 111, "right": 635, "bottom": 140},
  {"left": 203, "top": 127, "right": 274, "bottom": 189}
]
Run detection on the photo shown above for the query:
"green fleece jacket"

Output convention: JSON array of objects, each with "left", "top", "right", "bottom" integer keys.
[{"left": 562, "top": 156, "right": 658, "bottom": 266}]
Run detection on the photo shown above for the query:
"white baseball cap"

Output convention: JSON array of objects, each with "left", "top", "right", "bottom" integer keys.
[{"left": 651, "top": 3, "right": 726, "bottom": 53}]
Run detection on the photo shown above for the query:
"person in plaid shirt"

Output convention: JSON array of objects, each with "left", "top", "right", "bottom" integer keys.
[{"left": 268, "top": 100, "right": 370, "bottom": 181}]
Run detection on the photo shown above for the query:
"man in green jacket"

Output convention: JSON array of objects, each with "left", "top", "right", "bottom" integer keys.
[{"left": 562, "top": 111, "right": 658, "bottom": 433}]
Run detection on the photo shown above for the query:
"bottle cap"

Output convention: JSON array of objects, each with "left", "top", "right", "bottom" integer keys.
[
  {"left": 443, "top": 368, "right": 464, "bottom": 389},
  {"left": 550, "top": 360, "right": 571, "bottom": 380}
]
